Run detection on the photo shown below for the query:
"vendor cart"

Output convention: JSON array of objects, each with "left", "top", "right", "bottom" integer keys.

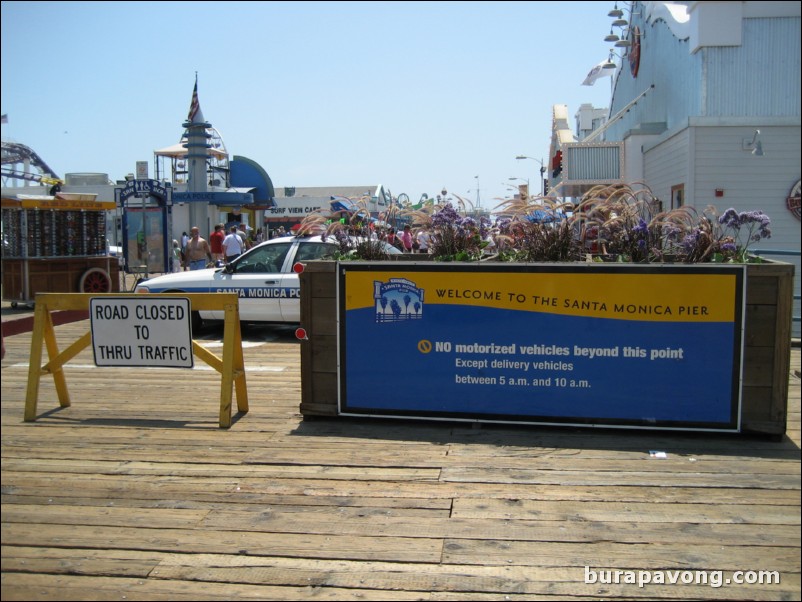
[{"left": 1, "top": 193, "right": 120, "bottom": 306}]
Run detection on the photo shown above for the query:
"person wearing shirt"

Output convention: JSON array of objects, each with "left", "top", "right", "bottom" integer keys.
[
  {"left": 222, "top": 226, "right": 244, "bottom": 263},
  {"left": 209, "top": 223, "right": 225, "bottom": 263},
  {"left": 416, "top": 229, "right": 431, "bottom": 254},
  {"left": 399, "top": 224, "right": 414, "bottom": 252}
]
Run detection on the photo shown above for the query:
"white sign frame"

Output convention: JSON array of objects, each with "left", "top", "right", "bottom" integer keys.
[
  {"left": 136, "top": 161, "right": 149, "bottom": 180},
  {"left": 90, "top": 297, "right": 194, "bottom": 368}
]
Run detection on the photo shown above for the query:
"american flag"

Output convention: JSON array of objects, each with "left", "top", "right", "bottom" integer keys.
[{"left": 187, "top": 78, "right": 200, "bottom": 122}]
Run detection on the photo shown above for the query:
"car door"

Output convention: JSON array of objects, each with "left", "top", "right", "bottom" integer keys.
[
  {"left": 208, "top": 241, "right": 294, "bottom": 321},
  {"left": 278, "top": 240, "right": 338, "bottom": 322}
]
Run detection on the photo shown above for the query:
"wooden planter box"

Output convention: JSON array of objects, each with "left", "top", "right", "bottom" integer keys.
[
  {"left": 299, "top": 260, "right": 794, "bottom": 437},
  {"left": 740, "top": 261, "right": 795, "bottom": 436}
]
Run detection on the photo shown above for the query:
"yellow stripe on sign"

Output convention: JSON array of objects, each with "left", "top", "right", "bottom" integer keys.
[{"left": 343, "top": 270, "right": 737, "bottom": 323}]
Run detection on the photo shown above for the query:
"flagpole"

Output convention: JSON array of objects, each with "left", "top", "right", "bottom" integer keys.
[{"left": 184, "top": 74, "right": 211, "bottom": 232}]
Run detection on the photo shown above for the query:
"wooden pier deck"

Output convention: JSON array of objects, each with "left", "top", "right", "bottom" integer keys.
[{"left": 1, "top": 316, "right": 800, "bottom": 600}]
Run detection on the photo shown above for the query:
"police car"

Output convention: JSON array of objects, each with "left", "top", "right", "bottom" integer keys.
[{"left": 134, "top": 235, "right": 401, "bottom": 328}]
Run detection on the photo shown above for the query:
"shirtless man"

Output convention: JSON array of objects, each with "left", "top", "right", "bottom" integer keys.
[{"left": 184, "top": 226, "right": 212, "bottom": 270}]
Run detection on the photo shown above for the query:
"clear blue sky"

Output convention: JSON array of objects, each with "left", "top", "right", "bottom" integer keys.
[{"left": 1, "top": 1, "right": 616, "bottom": 207}]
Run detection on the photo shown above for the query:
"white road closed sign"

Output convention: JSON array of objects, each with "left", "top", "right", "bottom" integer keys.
[{"left": 90, "top": 297, "right": 194, "bottom": 368}]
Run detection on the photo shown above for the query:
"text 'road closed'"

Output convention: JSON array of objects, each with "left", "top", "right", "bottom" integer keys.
[{"left": 90, "top": 297, "right": 194, "bottom": 368}]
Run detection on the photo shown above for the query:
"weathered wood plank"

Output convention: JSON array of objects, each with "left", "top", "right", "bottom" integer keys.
[
  {"left": 1, "top": 546, "right": 164, "bottom": 578},
  {"left": 196, "top": 508, "right": 802, "bottom": 547},
  {"left": 1, "top": 505, "right": 211, "bottom": 529},
  {"left": 449, "top": 497, "right": 800, "bottom": 524},
  {"left": 5, "top": 442, "right": 800, "bottom": 474},
  {"left": 0, "top": 458, "right": 441, "bottom": 481},
  {"left": 3, "top": 551, "right": 798, "bottom": 601},
  {"left": 0, "top": 573, "right": 430, "bottom": 601},
  {"left": 5, "top": 473, "right": 799, "bottom": 507},
  {"left": 0, "top": 523, "right": 445, "bottom": 564},
  {"left": 438, "top": 466, "right": 800, "bottom": 489},
  {"left": 441, "top": 538, "right": 802, "bottom": 571}
]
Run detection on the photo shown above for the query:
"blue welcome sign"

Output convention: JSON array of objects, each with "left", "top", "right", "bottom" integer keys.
[{"left": 338, "top": 263, "right": 745, "bottom": 431}]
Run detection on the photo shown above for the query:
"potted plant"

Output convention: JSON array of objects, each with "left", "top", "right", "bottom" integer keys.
[{"left": 297, "top": 185, "right": 793, "bottom": 437}]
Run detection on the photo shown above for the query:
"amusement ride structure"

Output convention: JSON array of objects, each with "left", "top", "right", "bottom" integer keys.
[
  {"left": 1, "top": 140, "right": 63, "bottom": 190},
  {"left": 154, "top": 126, "right": 230, "bottom": 187}
]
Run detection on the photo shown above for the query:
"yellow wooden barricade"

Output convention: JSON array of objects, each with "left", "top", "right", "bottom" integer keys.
[{"left": 24, "top": 293, "right": 248, "bottom": 428}]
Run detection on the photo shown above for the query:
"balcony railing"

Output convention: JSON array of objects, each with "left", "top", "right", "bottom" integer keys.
[{"left": 554, "top": 142, "right": 624, "bottom": 197}]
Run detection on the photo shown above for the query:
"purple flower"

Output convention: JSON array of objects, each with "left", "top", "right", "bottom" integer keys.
[
  {"left": 718, "top": 208, "right": 741, "bottom": 228},
  {"left": 460, "top": 216, "right": 477, "bottom": 230},
  {"left": 432, "top": 203, "right": 459, "bottom": 228},
  {"left": 632, "top": 218, "right": 648, "bottom": 235},
  {"left": 682, "top": 232, "right": 699, "bottom": 251}
]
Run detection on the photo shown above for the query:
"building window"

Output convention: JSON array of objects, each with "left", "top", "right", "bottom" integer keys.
[{"left": 671, "top": 184, "right": 684, "bottom": 210}]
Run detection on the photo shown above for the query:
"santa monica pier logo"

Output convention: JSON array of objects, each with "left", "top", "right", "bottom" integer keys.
[{"left": 373, "top": 278, "right": 424, "bottom": 323}]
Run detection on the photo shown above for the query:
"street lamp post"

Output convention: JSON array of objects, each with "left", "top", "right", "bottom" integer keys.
[{"left": 515, "top": 155, "right": 546, "bottom": 195}]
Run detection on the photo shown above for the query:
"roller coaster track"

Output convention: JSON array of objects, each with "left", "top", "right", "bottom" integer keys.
[{"left": 1, "top": 140, "right": 62, "bottom": 187}]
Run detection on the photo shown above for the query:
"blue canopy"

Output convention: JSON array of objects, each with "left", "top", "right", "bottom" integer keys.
[
  {"left": 330, "top": 197, "right": 360, "bottom": 213},
  {"left": 526, "top": 209, "right": 565, "bottom": 223}
]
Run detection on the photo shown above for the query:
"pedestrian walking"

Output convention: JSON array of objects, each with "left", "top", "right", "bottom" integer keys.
[
  {"left": 171, "top": 239, "right": 183, "bottom": 272},
  {"left": 223, "top": 225, "right": 245, "bottom": 263},
  {"left": 399, "top": 224, "right": 414, "bottom": 252},
  {"left": 184, "top": 227, "right": 212, "bottom": 270},
  {"left": 209, "top": 223, "right": 225, "bottom": 263},
  {"left": 416, "top": 229, "right": 431, "bottom": 254}
]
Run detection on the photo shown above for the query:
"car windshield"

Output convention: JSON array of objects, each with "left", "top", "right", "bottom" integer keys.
[
  {"left": 231, "top": 242, "right": 292, "bottom": 273},
  {"left": 294, "top": 241, "right": 338, "bottom": 262},
  {"left": 384, "top": 242, "right": 403, "bottom": 254}
]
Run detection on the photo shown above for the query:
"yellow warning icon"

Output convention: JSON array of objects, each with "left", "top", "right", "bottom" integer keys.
[{"left": 417, "top": 339, "right": 433, "bottom": 354}]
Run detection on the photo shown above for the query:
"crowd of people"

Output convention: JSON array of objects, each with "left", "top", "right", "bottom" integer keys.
[
  {"left": 381, "top": 224, "right": 430, "bottom": 253},
  {"left": 172, "top": 223, "right": 264, "bottom": 271},
  {"left": 169, "top": 219, "right": 442, "bottom": 272}
]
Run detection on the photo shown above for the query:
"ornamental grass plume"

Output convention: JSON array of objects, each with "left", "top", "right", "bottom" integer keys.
[
  {"left": 295, "top": 185, "right": 771, "bottom": 264},
  {"left": 566, "top": 184, "right": 770, "bottom": 263},
  {"left": 658, "top": 204, "right": 771, "bottom": 263},
  {"left": 297, "top": 196, "right": 392, "bottom": 260},
  {"left": 493, "top": 195, "right": 577, "bottom": 262},
  {"left": 570, "top": 183, "right": 664, "bottom": 262},
  {"left": 659, "top": 205, "right": 721, "bottom": 263}
]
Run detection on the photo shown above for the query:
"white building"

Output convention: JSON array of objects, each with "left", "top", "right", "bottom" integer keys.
[
  {"left": 264, "top": 185, "right": 393, "bottom": 236},
  {"left": 552, "top": 0, "right": 801, "bottom": 335}
]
